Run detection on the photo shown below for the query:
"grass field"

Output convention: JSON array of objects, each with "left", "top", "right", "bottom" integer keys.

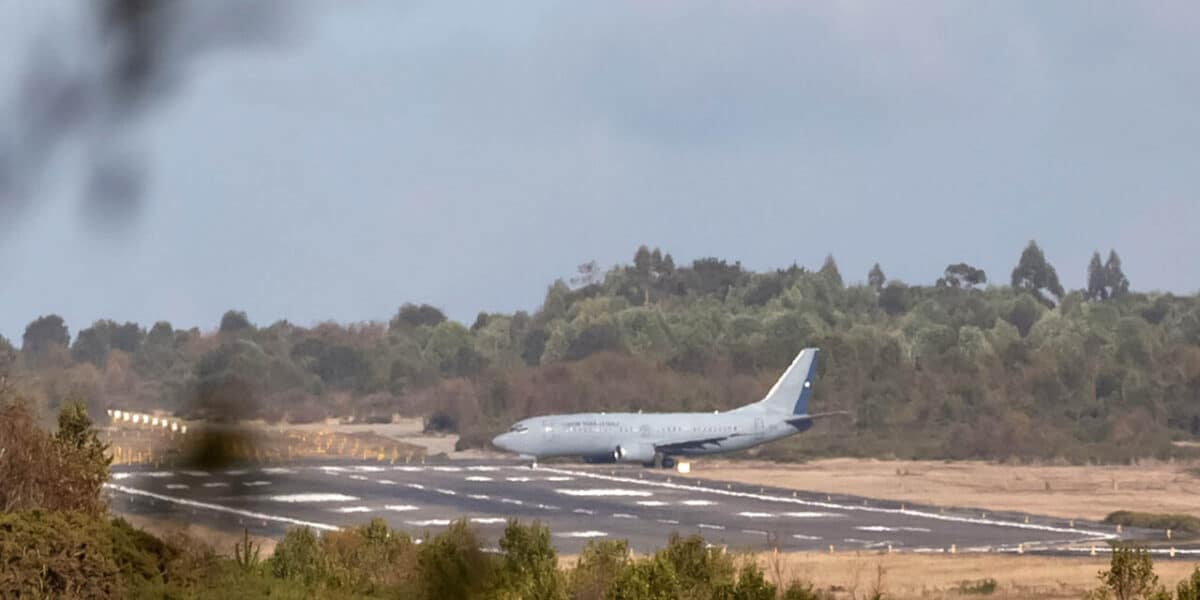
[{"left": 676, "top": 457, "right": 1200, "bottom": 522}]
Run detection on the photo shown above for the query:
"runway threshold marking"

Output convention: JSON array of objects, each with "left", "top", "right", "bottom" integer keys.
[
  {"left": 537, "top": 467, "right": 1117, "bottom": 542},
  {"left": 104, "top": 484, "right": 340, "bottom": 531}
]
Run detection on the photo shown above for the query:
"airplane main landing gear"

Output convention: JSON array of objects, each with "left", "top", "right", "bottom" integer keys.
[{"left": 661, "top": 456, "right": 677, "bottom": 469}]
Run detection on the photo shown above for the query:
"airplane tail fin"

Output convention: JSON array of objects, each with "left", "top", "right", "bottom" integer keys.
[{"left": 752, "top": 348, "right": 819, "bottom": 415}]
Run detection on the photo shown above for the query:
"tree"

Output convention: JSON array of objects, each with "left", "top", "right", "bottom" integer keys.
[
  {"left": 495, "top": 520, "right": 566, "bottom": 600},
  {"left": 391, "top": 303, "right": 447, "bottom": 330},
  {"left": 1087, "top": 251, "right": 1108, "bottom": 301},
  {"left": 1010, "top": 241, "right": 1064, "bottom": 306},
  {"left": 867, "top": 263, "right": 886, "bottom": 291},
  {"left": 0, "top": 335, "right": 14, "bottom": 382},
  {"left": 571, "top": 260, "right": 602, "bottom": 289},
  {"left": 22, "top": 314, "right": 69, "bottom": 357},
  {"left": 219, "top": 310, "right": 252, "bottom": 333},
  {"left": 72, "top": 322, "right": 112, "bottom": 367},
  {"left": 878, "top": 281, "right": 911, "bottom": 315},
  {"left": 1091, "top": 546, "right": 1164, "bottom": 600},
  {"left": 819, "top": 254, "right": 843, "bottom": 288},
  {"left": 570, "top": 540, "right": 630, "bottom": 600},
  {"left": 1105, "top": 250, "right": 1130, "bottom": 299},
  {"left": 937, "top": 263, "right": 987, "bottom": 289}
]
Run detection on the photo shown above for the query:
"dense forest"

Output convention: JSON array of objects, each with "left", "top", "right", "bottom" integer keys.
[{"left": 3, "top": 241, "right": 1199, "bottom": 462}]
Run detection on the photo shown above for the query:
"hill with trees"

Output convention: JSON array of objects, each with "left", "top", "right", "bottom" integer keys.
[{"left": 4, "top": 240, "right": 1199, "bottom": 462}]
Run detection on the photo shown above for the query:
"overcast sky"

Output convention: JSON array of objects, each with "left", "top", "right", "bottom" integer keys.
[{"left": 1, "top": 1, "right": 1198, "bottom": 343}]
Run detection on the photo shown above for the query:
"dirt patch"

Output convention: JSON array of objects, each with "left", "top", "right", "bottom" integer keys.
[{"left": 675, "top": 458, "right": 1200, "bottom": 522}]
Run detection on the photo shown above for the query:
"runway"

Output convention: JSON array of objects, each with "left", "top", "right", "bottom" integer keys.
[{"left": 107, "top": 459, "right": 1131, "bottom": 555}]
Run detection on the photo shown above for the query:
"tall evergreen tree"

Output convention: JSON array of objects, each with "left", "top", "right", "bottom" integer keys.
[
  {"left": 1086, "top": 251, "right": 1107, "bottom": 300},
  {"left": 819, "top": 254, "right": 843, "bottom": 288},
  {"left": 1010, "top": 240, "right": 1064, "bottom": 306},
  {"left": 1105, "top": 250, "right": 1130, "bottom": 298},
  {"left": 867, "top": 263, "right": 886, "bottom": 291}
]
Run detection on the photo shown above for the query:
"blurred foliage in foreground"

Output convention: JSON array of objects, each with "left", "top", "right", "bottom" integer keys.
[{"left": 4, "top": 241, "right": 1200, "bottom": 461}]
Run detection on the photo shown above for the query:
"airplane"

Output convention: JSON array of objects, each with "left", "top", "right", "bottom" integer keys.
[{"left": 492, "top": 348, "right": 845, "bottom": 468}]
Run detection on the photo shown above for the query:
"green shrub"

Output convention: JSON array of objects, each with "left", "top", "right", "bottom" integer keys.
[
  {"left": 269, "top": 526, "right": 326, "bottom": 586},
  {"left": 417, "top": 519, "right": 497, "bottom": 599},
  {"left": 495, "top": 519, "right": 566, "bottom": 600},
  {"left": 1177, "top": 567, "right": 1200, "bottom": 600},
  {"left": 957, "top": 577, "right": 997, "bottom": 595},
  {"left": 569, "top": 539, "right": 630, "bottom": 600},
  {"left": 607, "top": 552, "right": 680, "bottom": 600},
  {"left": 1104, "top": 511, "right": 1200, "bottom": 534},
  {"left": 0, "top": 511, "right": 125, "bottom": 598}
]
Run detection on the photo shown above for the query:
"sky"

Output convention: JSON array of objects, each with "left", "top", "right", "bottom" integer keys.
[{"left": 1, "top": 1, "right": 1198, "bottom": 344}]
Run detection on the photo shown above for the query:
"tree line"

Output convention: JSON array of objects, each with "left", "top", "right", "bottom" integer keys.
[{"left": 3, "top": 240, "right": 1199, "bottom": 462}]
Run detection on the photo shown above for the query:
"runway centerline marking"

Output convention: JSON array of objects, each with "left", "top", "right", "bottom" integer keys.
[
  {"left": 557, "top": 531, "right": 608, "bottom": 538},
  {"left": 267, "top": 493, "right": 359, "bottom": 503},
  {"left": 556, "top": 488, "right": 653, "bottom": 497},
  {"left": 334, "top": 506, "right": 371, "bottom": 513},
  {"left": 537, "top": 467, "right": 1116, "bottom": 541},
  {"left": 386, "top": 505, "right": 419, "bottom": 512}
]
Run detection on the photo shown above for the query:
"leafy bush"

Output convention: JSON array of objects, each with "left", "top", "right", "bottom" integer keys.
[
  {"left": 0, "top": 511, "right": 125, "bottom": 598},
  {"left": 1105, "top": 511, "right": 1200, "bottom": 534}
]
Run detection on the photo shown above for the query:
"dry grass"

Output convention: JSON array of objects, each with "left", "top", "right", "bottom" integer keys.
[
  {"left": 118, "top": 513, "right": 279, "bottom": 557},
  {"left": 676, "top": 458, "right": 1200, "bottom": 521},
  {"left": 751, "top": 551, "right": 1199, "bottom": 599}
]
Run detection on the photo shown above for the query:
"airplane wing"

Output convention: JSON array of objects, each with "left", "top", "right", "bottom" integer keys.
[
  {"left": 784, "top": 410, "right": 852, "bottom": 428},
  {"left": 653, "top": 435, "right": 733, "bottom": 453}
]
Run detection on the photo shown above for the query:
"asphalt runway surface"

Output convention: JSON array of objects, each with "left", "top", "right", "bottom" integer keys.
[{"left": 107, "top": 459, "right": 1141, "bottom": 555}]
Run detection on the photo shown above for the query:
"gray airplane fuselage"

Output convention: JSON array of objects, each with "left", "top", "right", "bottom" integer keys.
[
  {"left": 491, "top": 410, "right": 812, "bottom": 463},
  {"left": 492, "top": 348, "right": 828, "bottom": 466}
]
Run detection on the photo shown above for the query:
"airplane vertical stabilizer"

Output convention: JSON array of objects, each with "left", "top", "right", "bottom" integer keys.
[{"left": 746, "top": 348, "right": 819, "bottom": 415}]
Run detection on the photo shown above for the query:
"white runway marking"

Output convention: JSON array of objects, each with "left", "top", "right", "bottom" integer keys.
[
  {"left": 407, "top": 483, "right": 425, "bottom": 490},
  {"left": 471, "top": 517, "right": 507, "bottom": 524},
  {"left": 544, "top": 476, "right": 573, "bottom": 481},
  {"left": 612, "top": 513, "right": 638, "bottom": 519},
  {"left": 348, "top": 475, "right": 369, "bottom": 481},
  {"left": 407, "top": 519, "right": 451, "bottom": 527},
  {"left": 166, "top": 484, "right": 189, "bottom": 490},
  {"left": 737, "top": 512, "right": 775, "bottom": 518},
  {"left": 435, "top": 488, "right": 457, "bottom": 496},
  {"left": 467, "top": 466, "right": 500, "bottom": 472},
  {"left": 386, "top": 505, "right": 419, "bottom": 512},
  {"left": 105, "top": 484, "right": 339, "bottom": 531},
  {"left": 537, "top": 504, "right": 561, "bottom": 511},
  {"left": 573, "top": 508, "right": 595, "bottom": 515},
  {"left": 146, "top": 472, "right": 174, "bottom": 478},
  {"left": 319, "top": 466, "right": 349, "bottom": 473},
  {"left": 182, "top": 471, "right": 210, "bottom": 477},
  {"left": 354, "top": 466, "right": 386, "bottom": 472},
  {"left": 468, "top": 494, "right": 490, "bottom": 500},
  {"left": 432, "top": 466, "right": 463, "bottom": 472},
  {"left": 783, "top": 512, "right": 842, "bottom": 518},
  {"left": 556, "top": 488, "right": 652, "bottom": 497},
  {"left": 636, "top": 501, "right": 669, "bottom": 507},
  {"left": 112, "top": 473, "right": 134, "bottom": 480},
  {"left": 556, "top": 531, "right": 608, "bottom": 538},
  {"left": 262, "top": 467, "right": 295, "bottom": 474},
  {"left": 856, "top": 525, "right": 931, "bottom": 533},
  {"left": 335, "top": 506, "right": 372, "bottom": 513},
  {"left": 225, "top": 470, "right": 249, "bottom": 476},
  {"left": 792, "top": 534, "right": 822, "bottom": 541},
  {"left": 697, "top": 523, "right": 725, "bottom": 530},
  {"left": 243, "top": 481, "right": 272, "bottom": 487},
  {"left": 268, "top": 493, "right": 359, "bottom": 503},
  {"left": 500, "top": 498, "right": 524, "bottom": 505},
  {"left": 506, "top": 477, "right": 532, "bottom": 482},
  {"left": 658, "top": 519, "right": 680, "bottom": 525},
  {"left": 203, "top": 482, "right": 230, "bottom": 488},
  {"left": 541, "top": 467, "right": 1117, "bottom": 541},
  {"left": 743, "top": 529, "right": 768, "bottom": 536},
  {"left": 394, "top": 466, "right": 424, "bottom": 472},
  {"left": 681, "top": 500, "right": 716, "bottom": 506},
  {"left": 377, "top": 479, "right": 396, "bottom": 485},
  {"left": 466, "top": 476, "right": 493, "bottom": 482}
]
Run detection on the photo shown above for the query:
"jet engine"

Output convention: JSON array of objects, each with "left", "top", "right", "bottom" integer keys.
[{"left": 613, "top": 443, "right": 656, "bottom": 464}]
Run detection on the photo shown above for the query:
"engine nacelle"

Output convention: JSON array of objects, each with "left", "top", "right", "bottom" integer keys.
[{"left": 614, "top": 443, "right": 656, "bottom": 464}]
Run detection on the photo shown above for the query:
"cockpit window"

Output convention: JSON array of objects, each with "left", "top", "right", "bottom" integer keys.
[{"left": 509, "top": 423, "right": 528, "bottom": 433}]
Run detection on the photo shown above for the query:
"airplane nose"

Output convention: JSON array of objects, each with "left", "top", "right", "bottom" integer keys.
[{"left": 492, "top": 433, "right": 512, "bottom": 452}]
